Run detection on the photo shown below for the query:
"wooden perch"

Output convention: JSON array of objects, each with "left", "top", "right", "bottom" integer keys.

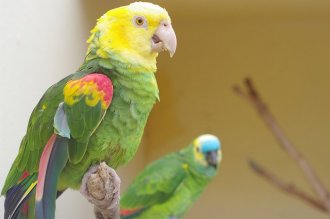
[
  {"left": 234, "top": 78, "right": 330, "bottom": 213},
  {"left": 80, "top": 162, "right": 121, "bottom": 219}
]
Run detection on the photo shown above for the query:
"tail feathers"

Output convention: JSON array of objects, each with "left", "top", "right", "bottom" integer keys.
[
  {"left": 15, "top": 202, "right": 28, "bottom": 219},
  {"left": 35, "top": 135, "right": 69, "bottom": 219},
  {"left": 4, "top": 174, "right": 37, "bottom": 219}
]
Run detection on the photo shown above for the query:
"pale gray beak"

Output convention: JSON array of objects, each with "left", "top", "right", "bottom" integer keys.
[{"left": 151, "top": 20, "right": 177, "bottom": 57}]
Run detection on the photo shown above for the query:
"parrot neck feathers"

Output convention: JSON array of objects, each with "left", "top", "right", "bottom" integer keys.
[
  {"left": 80, "top": 57, "right": 159, "bottom": 101},
  {"left": 86, "top": 40, "right": 157, "bottom": 74}
]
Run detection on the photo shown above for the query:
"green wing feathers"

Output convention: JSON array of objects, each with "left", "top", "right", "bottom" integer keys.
[
  {"left": 1, "top": 75, "right": 72, "bottom": 196},
  {"left": 1, "top": 73, "right": 113, "bottom": 195},
  {"left": 120, "top": 154, "right": 187, "bottom": 211},
  {"left": 62, "top": 73, "right": 113, "bottom": 163}
]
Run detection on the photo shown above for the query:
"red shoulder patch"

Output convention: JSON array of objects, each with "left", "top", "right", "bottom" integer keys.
[{"left": 64, "top": 73, "right": 113, "bottom": 109}]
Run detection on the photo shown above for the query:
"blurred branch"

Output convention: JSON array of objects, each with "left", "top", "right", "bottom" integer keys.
[
  {"left": 249, "top": 160, "right": 327, "bottom": 212},
  {"left": 80, "top": 162, "right": 121, "bottom": 219},
  {"left": 234, "top": 78, "right": 330, "bottom": 213}
]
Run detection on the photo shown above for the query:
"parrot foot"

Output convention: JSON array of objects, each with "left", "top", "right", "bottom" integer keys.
[{"left": 80, "top": 162, "right": 121, "bottom": 219}]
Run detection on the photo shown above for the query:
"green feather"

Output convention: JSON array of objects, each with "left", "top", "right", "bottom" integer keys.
[
  {"left": 121, "top": 155, "right": 187, "bottom": 212},
  {"left": 120, "top": 144, "right": 220, "bottom": 219},
  {"left": 68, "top": 140, "right": 89, "bottom": 164},
  {"left": 64, "top": 94, "right": 106, "bottom": 164},
  {"left": 2, "top": 56, "right": 159, "bottom": 195}
]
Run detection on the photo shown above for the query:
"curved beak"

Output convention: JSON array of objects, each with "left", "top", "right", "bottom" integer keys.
[
  {"left": 151, "top": 20, "right": 177, "bottom": 57},
  {"left": 205, "top": 151, "right": 219, "bottom": 169}
]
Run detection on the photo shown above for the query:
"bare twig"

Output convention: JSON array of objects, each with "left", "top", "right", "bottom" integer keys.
[
  {"left": 234, "top": 78, "right": 330, "bottom": 213},
  {"left": 80, "top": 162, "right": 121, "bottom": 219},
  {"left": 249, "top": 160, "right": 327, "bottom": 212}
]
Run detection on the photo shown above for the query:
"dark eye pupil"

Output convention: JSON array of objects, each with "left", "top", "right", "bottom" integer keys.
[{"left": 137, "top": 18, "right": 143, "bottom": 25}]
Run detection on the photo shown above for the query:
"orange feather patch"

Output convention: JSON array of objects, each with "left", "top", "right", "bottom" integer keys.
[{"left": 64, "top": 74, "right": 113, "bottom": 109}]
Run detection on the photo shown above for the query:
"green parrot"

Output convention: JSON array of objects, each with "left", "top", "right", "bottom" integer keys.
[
  {"left": 1, "top": 2, "right": 177, "bottom": 219},
  {"left": 120, "top": 134, "right": 222, "bottom": 219}
]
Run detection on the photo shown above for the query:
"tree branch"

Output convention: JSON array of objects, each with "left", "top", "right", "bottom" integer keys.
[
  {"left": 80, "top": 162, "right": 121, "bottom": 219},
  {"left": 234, "top": 78, "right": 330, "bottom": 212},
  {"left": 249, "top": 159, "right": 327, "bottom": 212}
]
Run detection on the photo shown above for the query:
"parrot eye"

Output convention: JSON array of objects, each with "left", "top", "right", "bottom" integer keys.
[{"left": 133, "top": 16, "right": 147, "bottom": 27}]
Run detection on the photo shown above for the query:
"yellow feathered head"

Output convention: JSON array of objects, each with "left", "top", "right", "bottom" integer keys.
[{"left": 87, "top": 2, "right": 177, "bottom": 73}]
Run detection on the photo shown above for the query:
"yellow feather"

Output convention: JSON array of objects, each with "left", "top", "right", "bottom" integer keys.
[
  {"left": 193, "top": 139, "right": 208, "bottom": 167},
  {"left": 9, "top": 180, "right": 38, "bottom": 219},
  {"left": 86, "top": 2, "right": 171, "bottom": 73}
]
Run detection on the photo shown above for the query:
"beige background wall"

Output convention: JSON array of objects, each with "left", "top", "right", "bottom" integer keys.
[{"left": 1, "top": 0, "right": 330, "bottom": 218}]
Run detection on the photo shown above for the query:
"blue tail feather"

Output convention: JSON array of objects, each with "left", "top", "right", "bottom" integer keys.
[{"left": 4, "top": 174, "right": 37, "bottom": 219}]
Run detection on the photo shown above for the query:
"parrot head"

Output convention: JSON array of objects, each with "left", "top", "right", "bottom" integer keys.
[
  {"left": 191, "top": 134, "right": 222, "bottom": 177},
  {"left": 87, "top": 2, "right": 177, "bottom": 72}
]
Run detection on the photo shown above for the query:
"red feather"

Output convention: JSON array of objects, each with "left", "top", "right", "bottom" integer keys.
[{"left": 120, "top": 208, "right": 142, "bottom": 216}]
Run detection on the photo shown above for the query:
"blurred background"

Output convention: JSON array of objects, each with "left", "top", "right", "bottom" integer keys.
[{"left": 1, "top": 0, "right": 330, "bottom": 218}]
